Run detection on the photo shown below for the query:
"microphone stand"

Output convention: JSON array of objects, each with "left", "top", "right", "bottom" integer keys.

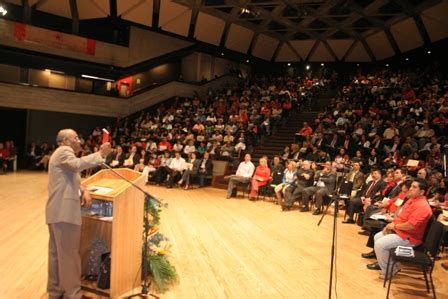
[
  {"left": 101, "top": 163, "right": 160, "bottom": 298},
  {"left": 317, "top": 168, "right": 347, "bottom": 299}
]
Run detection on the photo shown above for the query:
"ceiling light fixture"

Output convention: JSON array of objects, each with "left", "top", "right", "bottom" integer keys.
[
  {"left": 306, "top": 65, "right": 310, "bottom": 70},
  {"left": 287, "top": 63, "right": 291, "bottom": 66},
  {"left": 82, "top": 74, "right": 114, "bottom": 82},
  {"left": 321, "top": 63, "right": 324, "bottom": 66},
  {"left": 0, "top": 5, "right": 7, "bottom": 16},
  {"left": 427, "top": 50, "right": 431, "bottom": 54}
]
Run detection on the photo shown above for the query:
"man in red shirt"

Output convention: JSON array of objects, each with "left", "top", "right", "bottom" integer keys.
[{"left": 369, "top": 178, "right": 432, "bottom": 279}]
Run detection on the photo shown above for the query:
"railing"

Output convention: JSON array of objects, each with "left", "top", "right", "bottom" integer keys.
[{"left": 0, "top": 75, "right": 242, "bottom": 117}]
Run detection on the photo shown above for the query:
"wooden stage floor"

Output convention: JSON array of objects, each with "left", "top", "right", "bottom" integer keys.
[{"left": 0, "top": 171, "right": 447, "bottom": 299}]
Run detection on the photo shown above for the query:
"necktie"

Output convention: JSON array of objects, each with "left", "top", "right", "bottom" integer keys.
[{"left": 366, "top": 180, "right": 377, "bottom": 197}]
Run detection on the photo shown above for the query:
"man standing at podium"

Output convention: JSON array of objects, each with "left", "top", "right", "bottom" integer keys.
[{"left": 46, "top": 129, "right": 111, "bottom": 299}]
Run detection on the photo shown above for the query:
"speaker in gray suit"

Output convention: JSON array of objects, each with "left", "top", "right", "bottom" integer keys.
[{"left": 46, "top": 129, "right": 111, "bottom": 299}]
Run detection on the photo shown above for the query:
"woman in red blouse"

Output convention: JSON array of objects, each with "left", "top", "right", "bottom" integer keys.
[{"left": 249, "top": 156, "right": 271, "bottom": 200}]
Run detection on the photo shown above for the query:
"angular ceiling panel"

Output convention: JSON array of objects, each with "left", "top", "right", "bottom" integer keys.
[
  {"left": 119, "top": 0, "right": 153, "bottom": 26},
  {"left": 159, "top": 0, "right": 191, "bottom": 37},
  {"left": 326, "top": 39, "right": 354, "bottom": 60},
  {"left": 309, "top": 42, "right": 333, "bottom": 62},
  {"left": 421, "top": 1, "right": 448, "bottom": 42},
  {"left": 366, "top": 30, "right": 395, "bottom": 60},
  {"left": 391, "top": 17, "right": 423, "bottom": 53},
  {"left": 195, "top": 12, "right": 225, "bottom": 46},
  {"left": 225, "top": 24, "right": 254, "bottom": 54},
  {"left": 5, "top": 0, "right": 38, "bottom": 5},
  {"left": 3, "top": 0, "right": 22, "bottom": 5},
  {"left": 37, "top": 0, "right": 72, "bottom": 18},
  {"left": 289, "top": 40, "right": 316, "bottom": 60},
  {"left": 252, "top": 34, "right": 279, "bottom": 61},
  {"left": 276, "top": 43, "right": 299, "bottom": 62},
  {"left": 345, "top": 41, "right": 371, "bottom": 62},
  {"left": 78, "top": 0, "right": 109, "bottom": 20}
]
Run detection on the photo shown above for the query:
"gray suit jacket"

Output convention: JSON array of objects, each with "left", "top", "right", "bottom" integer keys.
[{"left": 46, "top": 145, "right": 104, "bottom": 225}]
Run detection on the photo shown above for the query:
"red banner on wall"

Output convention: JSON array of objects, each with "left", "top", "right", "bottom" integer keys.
[{"left": 13, "top": 22, "right": 96, "bottom": 56}]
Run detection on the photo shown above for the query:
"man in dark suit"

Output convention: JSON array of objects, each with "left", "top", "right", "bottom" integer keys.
[
  {"left": 198, "top": 151, "right": 214, "bottom": 187},
  {"left": 301, "top": 161, "right": 336, "bottom": 215},
  {"left": 123, "top": 145, "right": 141, "bottom": 168},
  {"left": 46, "top": 129, "right": 111, "bottom": 299},
  {"left": 343, "top": 168, "right": 386, "bottom": 224},
  {"left": 282, "top": 160, "right": 314, "bottom": 211},
  {"left": 107, "top": 145, "right": 125, "bottom": 168}
]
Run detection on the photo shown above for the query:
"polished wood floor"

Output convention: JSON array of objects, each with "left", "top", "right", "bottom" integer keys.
[{"left": 0, "top": 171, "right": 447, "bottom": 299}]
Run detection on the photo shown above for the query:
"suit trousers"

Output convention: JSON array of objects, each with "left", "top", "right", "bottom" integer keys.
[
  {"left": 346, "top": 196, "right": 363, "bottom": 220},
  {"left": 47, "top": 222, "right": 82, "bottom": 299},
  {"left": 302, "top": 186, "right": 330, "bottom": 209},
  {"left": 283, "top": 185, "right": 305, "bottom": 208}
]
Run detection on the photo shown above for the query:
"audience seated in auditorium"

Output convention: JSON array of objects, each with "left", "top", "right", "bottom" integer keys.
[
  {"left": 249, "top": 156, "right": 271, "bottom": 200},
  {"left": 283, "top": 160, "right": 315, "bottom": 211},
  {"left": 367, "top": 179, "right": 432, "bottom": 280},
  {"left": 343, "top": 168, "right": 386, "bottom": 224},
  {"left": 226, "top": 154, "right": 255, "bottom": 199},
  {"left": 301, "top": 161, "right": 336, "bottom": 215}
]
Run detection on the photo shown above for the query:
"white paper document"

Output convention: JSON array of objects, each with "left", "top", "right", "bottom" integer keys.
[{"left": 88, "top": 186, "right": 113, "bottom": 195}]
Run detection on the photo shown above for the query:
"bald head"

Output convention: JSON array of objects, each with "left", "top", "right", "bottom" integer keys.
[
  {"left": 56, "top": 129, "right": 75, "bottom": 143},
  {"left": 56, "top": 129, "right": 81, "bottom": 152}
]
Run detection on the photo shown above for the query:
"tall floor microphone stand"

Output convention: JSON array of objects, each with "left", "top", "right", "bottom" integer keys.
[
  {"left": 101, "top": 163, "right": 161, "bottom": 298},
  {"left": 317, "top": 172, "right": 346, "bottom": 299}
]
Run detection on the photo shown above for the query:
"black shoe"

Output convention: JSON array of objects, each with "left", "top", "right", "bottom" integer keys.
[
  {"left": 342, "top": 219, "right": 356, "bottom": 224},
  {"left": 366, "top": 262, "right": 381, "bottom": 270},
  {"left": 361, "top": 251, "right": 376, "bottom": 259},
  {"left": 358, "top": 230, "right": 370, "bottom": 236},
  {"left": 281, "top": 205, "right": 291, "bottom": 211},
  {"left": 300, "top": 206, "right": 310, "bottom": 212},
  {"left": 313, "top": 208, "right": 321, "bottom": 215}
]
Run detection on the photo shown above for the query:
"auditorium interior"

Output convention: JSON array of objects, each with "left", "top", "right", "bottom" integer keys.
[{"left": 1, "top": 0, "right": 448, "bottom": 298}]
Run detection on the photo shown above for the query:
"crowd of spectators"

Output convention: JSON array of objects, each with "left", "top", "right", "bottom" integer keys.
[{"left": 10, "top": 63, "right": 448, "bottom": 286}]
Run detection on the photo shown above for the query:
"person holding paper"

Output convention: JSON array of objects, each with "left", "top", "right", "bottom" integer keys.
[
  {"left": 46, "top": 129, "right": 111, "bottom": 299},
  {"left": 367, "top": 179, "right": 432, "bottom": 279},
  {"left": 361, "top": 180, "right": 412, "bottom": 258}
]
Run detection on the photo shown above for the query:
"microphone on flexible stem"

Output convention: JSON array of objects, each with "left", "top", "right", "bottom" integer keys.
[{"left": 101, "top": 162, "right": 162, "bottom": 205}]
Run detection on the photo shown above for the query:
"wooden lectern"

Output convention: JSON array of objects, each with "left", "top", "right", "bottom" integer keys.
[{"left": 80, "top": 168, "right": 144, "bottom": 298}]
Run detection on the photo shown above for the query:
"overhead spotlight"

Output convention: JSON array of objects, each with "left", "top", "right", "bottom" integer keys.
[
  {"left": 241, "top": 8, "right": 250, "bottom": 15},
  {"left": 386, "top": 64, "right": 389, "bottom": 67},
  {"left": 427, "top": 50, "right": 431, "bottom": 54},
  {"left": 221, "top": 52, "right": 224, "bottom": 56},
  {"left": 356, "top": 63, "right": 360, "bottom": 67},
  {"left": 321, "top": 63, "right": 324, "bottom": 66},
  {"left": 306, "top": 65, "right": 310, "bottom": 70},
  {"left": 287, "top": 63, "right": 291, "bottom": 66},
  {"left": 0, "top": 5, "right": 7, "bottom": 16},
  {"left": 246, "top": 59, "right": 250, "bottom": 63},
  {"left": 405, "top": 58, "right": 409, "bottom": 61}
]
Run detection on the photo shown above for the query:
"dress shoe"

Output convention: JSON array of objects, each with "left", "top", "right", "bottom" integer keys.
[
  {"left": 342, "top": 219, "right": 356, "bottom": 224},
  {"left": 300, "top": 206, "right": 310, "bottom": 212},
  {"left": 361, "top": 251, "right": 376, "bottom": 259},
  {"left": 281, "top": 205, "right": 291, "bottom": 211},
  {"left": 366, "top": 262, "right": 381, "bottom": 270},
  {"left": 313, "top": 208, "right": 321, "bottom": 215},
  {"left": 358, "top": 230, "right": 370, "bottom": 236}
]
